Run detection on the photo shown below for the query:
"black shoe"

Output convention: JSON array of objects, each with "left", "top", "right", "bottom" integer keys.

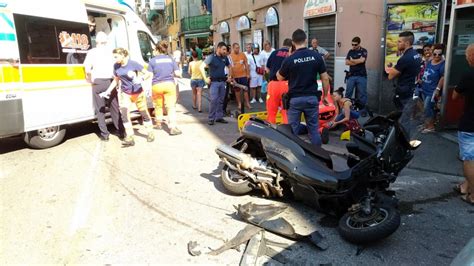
[
  {"left": 198, "top": 110, "right": 202, "bottom": 113},
  {"left": 216, "top": 118, "right": 228, "bottom": 124},
  {"left": 100, "top": 135, "right": 109, "bottom": 142},
  {"left": 208, "top": 120, "right": 215, "bottom": 125}
]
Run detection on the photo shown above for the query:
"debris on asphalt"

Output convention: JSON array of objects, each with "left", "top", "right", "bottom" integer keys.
[
  {"left": 234, "top": 202, "right": 287, "bottom": 224},
  {"left": 187, "top": 241, "right": 202, "bottom": 256},
  {"left": 240, "top": 231, "right": 290, "bottom": 265},
  {"left": 191, "top": 202, "right": 327, "bottom": 262},
  {"left": 208, "top": 224, "right": 263, "bottom": 255},
  {"left": 236, "top": 202, "right": 328, "bottom": 251}
]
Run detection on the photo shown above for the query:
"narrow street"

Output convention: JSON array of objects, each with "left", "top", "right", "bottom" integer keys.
[{"left": 1, "top": 84, "right": 472, "bottom": 265}]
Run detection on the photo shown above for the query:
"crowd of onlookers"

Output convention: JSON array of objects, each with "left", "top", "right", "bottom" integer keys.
[{"left": 84, "top": 27, "right": 473, "bottom": 206}]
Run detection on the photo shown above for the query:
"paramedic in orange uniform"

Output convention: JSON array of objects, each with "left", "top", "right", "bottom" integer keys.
[{"left": 265, "top": 38, "right": 293, "bottom": 124}]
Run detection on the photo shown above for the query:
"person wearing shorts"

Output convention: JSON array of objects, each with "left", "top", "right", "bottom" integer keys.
[
  {"left": 452, "top": 43, "right": 474, "bottom": 205},
  {"left": 248, "top": 43, "right": 264, "bottom": 103},
  {"left": 229, "top": 43, "right": 251, "bottom": 110},
  {"left": 101, "top": 48, "right": 154, "bottom": 146},
  {"left": 189, "top": 51, "right": 205, "bottom": 113},
  {"left": 148, "top": 41, "right": 183, "bottom": 136}
]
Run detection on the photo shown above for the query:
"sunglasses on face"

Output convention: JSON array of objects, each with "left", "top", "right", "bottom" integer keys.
[
  {"left": 351, "top": 43, "right": 359, "bottom": 46},
  {"left": 433, "top": 53, "right": 442, "bottom": 56}
]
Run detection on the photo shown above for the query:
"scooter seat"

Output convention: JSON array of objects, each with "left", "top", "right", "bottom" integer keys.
[{"left": 276, "top": 124, "right": 333, "bottom": 169}]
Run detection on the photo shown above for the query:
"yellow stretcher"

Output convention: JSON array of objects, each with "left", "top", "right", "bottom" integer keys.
[
  {"left": 237, "top": 111, "right": 305, "bottom": 131},
  {"left": 237, "top": 111, "right": 352, "bottom": 141}
]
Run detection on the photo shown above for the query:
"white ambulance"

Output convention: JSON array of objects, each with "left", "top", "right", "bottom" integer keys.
[{"left": 0, "top": 0, "right": 156, "bottom": 148}]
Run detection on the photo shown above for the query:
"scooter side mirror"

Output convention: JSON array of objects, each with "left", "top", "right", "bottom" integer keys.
[{"left": 409, "top": 140, "right": 421, "bottom": 150}]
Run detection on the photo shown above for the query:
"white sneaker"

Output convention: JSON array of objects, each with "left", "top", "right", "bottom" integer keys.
[
  {"left": 258, "top": 98, "right": 264, "bottom": 103},
  {"left": 250, "top": 99, "right": 257, "bottom": 104}
]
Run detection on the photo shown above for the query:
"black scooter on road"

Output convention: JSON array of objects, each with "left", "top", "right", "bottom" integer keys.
[{"left": 215, "top": 112, "right": 420, "bottom": 244}]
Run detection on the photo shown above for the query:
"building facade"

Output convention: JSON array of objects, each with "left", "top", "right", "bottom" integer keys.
[
  {"left": 179, "top": 0, "right": 213, "bottom": 52},
  {"left": 212, "top": 0, "right": 384, "bottom": 111}
]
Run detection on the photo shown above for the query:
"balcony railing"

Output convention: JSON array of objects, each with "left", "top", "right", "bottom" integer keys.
[{"left": 181, "top": 14, "right": 212, "bottom": 33}]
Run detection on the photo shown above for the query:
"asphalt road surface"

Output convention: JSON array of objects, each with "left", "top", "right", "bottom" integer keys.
[{"left": 1, "top": 84, "right": 472, "bottom": 265}]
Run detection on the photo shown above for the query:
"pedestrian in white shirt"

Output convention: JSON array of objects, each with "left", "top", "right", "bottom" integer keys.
[
  {"left": 84, "top": 31, "right": 124, "bottom": 141},
  {"left": 260, "top": 40, "right": 275, "bottom": 70},
  {"left": 247, "top": 44, "right": 265, "bottom": 103}
]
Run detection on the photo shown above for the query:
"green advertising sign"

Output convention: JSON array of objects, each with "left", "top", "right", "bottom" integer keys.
[{"left": 385, "top": 3, "right": 440, "bottom": 72}]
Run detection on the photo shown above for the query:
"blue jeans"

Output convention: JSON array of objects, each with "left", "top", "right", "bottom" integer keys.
[
  {"left": 398, "top": 97, "right": 416, "bottom": 138},
  {"left": 335, "top": 109, "right": 360, "bottom": 122},
  {"left": 287, "top": 96, "right": 321, "bottom": 146},
  {"left": 422, "top": 92, "right": 435, "bottom": 119},
  {"left": 209, "top": 81, "right": 226, "bottom": 120},
  {"left": 346, "top": 76, "right": 368, "bottom": 106}
]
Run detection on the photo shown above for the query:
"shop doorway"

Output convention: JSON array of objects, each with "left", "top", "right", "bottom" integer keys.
[
  {"left": 308, "top": 15, "right": 336, "bottom": 77},
  {"left": 268, "top": 26, "right": 279, "bottom": 49},
  {"left": 222, "top": 34, "right": 230, "bottom": 45},
  {"left": 241, "top": 31, "right": 252, "bottom": 49}
]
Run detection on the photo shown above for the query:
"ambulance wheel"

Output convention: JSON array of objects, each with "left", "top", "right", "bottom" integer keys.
[
  {"left": 321, "top": 128, "right": 330, "bottom": 144},
  {"left": 24, "top": 126, "right": 66, "bottom": 149}
]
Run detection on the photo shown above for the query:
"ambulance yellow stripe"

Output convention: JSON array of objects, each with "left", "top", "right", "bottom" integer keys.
[
  {"left": 0, "top": 66, "right": 20, "bottom": 82},
  {"left": 21, "top": 65, "right": 86, "bottom": 82},
  {"left": 23, "top": 84, "right": 90, "bottom": 91}
]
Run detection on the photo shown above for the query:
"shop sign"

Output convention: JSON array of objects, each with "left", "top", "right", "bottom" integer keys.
[
  {"left": 303, "top": 0, "right": 336, "bottom": 18},
  {"left": 150, "top": 0, "right": 165, "bottom": 10},
  {"left": 58, "top": 31, "right": 90, "bottom": 53},
  {"left": 384, "top": 3, "right": 440, "bottom": 73},
  {"left": 236, "top": 16, "right": 251, "bottom": 31},
  {"left": 265, "top": 7, "right": 279, "bottom": 27},
  {"left": 218, "top": 21, "right": 229, "bottom": 34}
]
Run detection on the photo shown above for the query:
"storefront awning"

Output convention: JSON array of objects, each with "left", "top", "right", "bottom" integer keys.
[{"left": 184, "top": 32, "right": 209, "bottom": 39}]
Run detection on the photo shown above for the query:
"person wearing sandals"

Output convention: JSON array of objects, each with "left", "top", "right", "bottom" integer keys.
[
  {"left": 148, "top": 41, "right": 183, "bottom": 136},
  {"left": 420, "top": 43, "right": 445, "bottom": 133},
  {"left": 328, "top": 87, "right": 360, "bottom": 129},
  {"left": 101, "top": 48, "right": 154, "bottom": 147},
  {"left": 188, "top": 51, "right": 205, "bottom": 113},
  {"left": 452, "top": 43, "right": 474, "bottom": 206}
]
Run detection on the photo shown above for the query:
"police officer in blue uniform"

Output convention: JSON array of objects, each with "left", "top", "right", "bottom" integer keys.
[
  {"left": 277, "top": 29, "right": 330, "bottom": 147},
  {"left": 388, "top": 31, "right": 423, "bottom": 138},
  {"left": 345, "top": 36, "right": 368, "bottom": 116}
]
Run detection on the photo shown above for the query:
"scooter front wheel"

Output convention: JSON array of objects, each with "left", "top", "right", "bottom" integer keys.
[
  {"left": 221, "top": 165, "right": 253, "bottom": 195},
  {"left": 338, "top": 205, "right": 400, "bottom": 244}
]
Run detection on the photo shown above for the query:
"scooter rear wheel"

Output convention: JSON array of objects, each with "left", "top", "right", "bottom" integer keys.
[
  {"left": 338, "top": 205, "right": 400, "bottom": 244},
  {"left": 221, "top": 165, "right": 253, "bottom": 195}
]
